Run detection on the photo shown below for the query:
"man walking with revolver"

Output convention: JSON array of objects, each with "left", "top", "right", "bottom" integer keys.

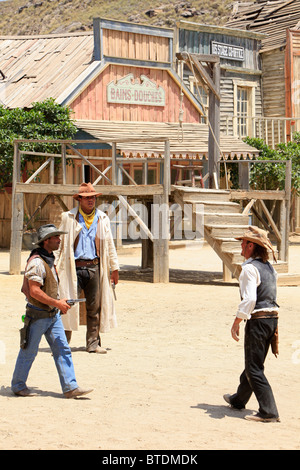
[
  {"left": 11, "top": 224, "right": 93, "bottom": 398},
  {"left": 55, "top": 182, "right": 119, "bottom": 354},
  {"left": 223, "top": 226, "right": 280, "bottom": 423}
]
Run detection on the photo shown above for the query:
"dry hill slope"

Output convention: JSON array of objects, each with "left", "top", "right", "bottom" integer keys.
[{"left": 0, "top": 0, "right": 236, "bottom": 35}]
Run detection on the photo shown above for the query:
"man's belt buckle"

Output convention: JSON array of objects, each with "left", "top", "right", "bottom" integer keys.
[{"left": 92, "top": 258, "right": 98, "bottom": 265}]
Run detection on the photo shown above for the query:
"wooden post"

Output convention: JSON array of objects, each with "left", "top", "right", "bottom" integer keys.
[
  {"left": 153, "top": 139, "right": 170, "bottom": 283},
  {"left": 223, "top": 263, "right": 233, "bottom": 282},
  {"left": 239, "top": 161, "right": 250, "bottom": 190},
  {"left": 208, "top": 61, "right": 220, "bottom": 189},
  {"left": 9, "top": 142, "right": 23, "bottom": 275},
  {"left": 111, "top": 142, "right": 117, "bottom": 186},
  {"left": 284, "top": 159, "right": 292, "bottom": 262},
  {"left": 61, "top": 144, "right": 67, "bottom": 185},
  {"left": 175, "top": 52, "right": 220, "bottom": 188},
  {"left": 142, "top": 159, "right": 148, "bottom": 185},
  {"left": 278, "top": 160, "right": 292, "bottom": 262},
  {"left": 153, "top": 194, "right": 169, "bottom": 283}
]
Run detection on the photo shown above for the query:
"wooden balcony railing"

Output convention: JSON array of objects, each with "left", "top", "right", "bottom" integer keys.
[{"left": 223, "top": 115, "right": 300, "bottom": 148}]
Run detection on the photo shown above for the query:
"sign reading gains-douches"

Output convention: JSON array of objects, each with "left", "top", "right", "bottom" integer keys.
[{"left": 107, "top": 74, "right": 165, "bottom": 106}]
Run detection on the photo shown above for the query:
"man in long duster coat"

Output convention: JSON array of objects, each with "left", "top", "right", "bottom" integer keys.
[{"left": 54, "top": 184, "right": 119, "bottom": 352}]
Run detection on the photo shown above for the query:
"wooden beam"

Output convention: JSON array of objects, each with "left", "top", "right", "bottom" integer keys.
[
  {"left": 118, "top": 195, "right": 154, "bottom": 242},
  {"left": 67, "top": 144, "right": 112, "bottom": 184},
  {"left": 258, "top": 199, "right": 282, "bottom": 242},
  {"left": 242, "top": 199, "right": 256, "bottom": 215},
  {"left": 9, "top": 193, "right": 24, "bottom": 275},
  {"left": 190, "top": 55, "right": 221, "bottom": 101},
  {"left": 230, "top": 190, "right": 286, "bottom": 201},
  {"left": 15, "top": 183, "right": 164, "bottom": 197}
]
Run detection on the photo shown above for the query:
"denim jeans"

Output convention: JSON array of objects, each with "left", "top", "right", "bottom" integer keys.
[{"left": 11, "top": 313, "right": 78, "bottom": 394}]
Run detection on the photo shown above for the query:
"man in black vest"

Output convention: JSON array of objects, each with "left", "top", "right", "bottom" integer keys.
[{"left": 223, "top": 226, "right": 280, "bottom": 422}]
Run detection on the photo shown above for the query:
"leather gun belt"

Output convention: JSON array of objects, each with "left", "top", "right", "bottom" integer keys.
[{"left": 75, "top": 258, "right": 100, "bottom": 268}]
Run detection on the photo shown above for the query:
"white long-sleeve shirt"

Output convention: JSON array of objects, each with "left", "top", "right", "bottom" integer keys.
[{"left": 236, "top": 257, "right": 278, "bottom": 320}]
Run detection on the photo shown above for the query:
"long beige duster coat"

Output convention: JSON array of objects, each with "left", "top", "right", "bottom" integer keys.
[{"left": 54, "top": 207, "right": 119, "bottom": 333}]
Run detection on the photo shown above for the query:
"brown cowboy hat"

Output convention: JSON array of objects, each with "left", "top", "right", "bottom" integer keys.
[
  {"left": 73, "top": 182, "right": 102, "bottom": 201},
  {"left": 235, "top": 226, "right": 277, "bottom": 262}
]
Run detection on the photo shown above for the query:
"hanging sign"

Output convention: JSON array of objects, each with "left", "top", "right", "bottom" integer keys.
[
  {"left": 211, "top": 41, "right": 244, "bottom": 61},
  {"left": 107, "top": 74, "right": 165, "bottom": 107}
]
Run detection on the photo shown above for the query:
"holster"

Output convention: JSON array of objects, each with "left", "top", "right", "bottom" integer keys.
[
  {"left": 271, "top": 326, "right": 279, "bottom": 358},
  {"left": 20, "top": 316, "right": 32, "bottom": 350}
]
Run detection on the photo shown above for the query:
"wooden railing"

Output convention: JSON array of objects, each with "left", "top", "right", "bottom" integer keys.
[
  {"left": 10, "top": 138, "right": 171, "bottom": 283},
  {"left": 220, "top": 159, "right": 292, "bottom": 263},
  {"left": 224, "top": 115, "right": 300, "bottom": 148}
]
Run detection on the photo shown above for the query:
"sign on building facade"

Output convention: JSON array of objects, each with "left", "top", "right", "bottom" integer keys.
[
  {"left": 107, "top": 74, "right": 165, "bottom": 106},
  {"left": 211, "top": 41, "right": 244, "bottom": 61}
]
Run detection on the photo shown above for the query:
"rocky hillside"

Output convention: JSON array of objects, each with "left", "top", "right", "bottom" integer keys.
[{"left": 0, "top": 0, "right": 237, "bottom": 36}]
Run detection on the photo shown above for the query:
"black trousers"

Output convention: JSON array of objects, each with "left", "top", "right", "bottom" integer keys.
[
  {"left": 230, "top": 317, "right": 279, "bottom": 419},
  {"left": 76, "top": 265, "right": 101, "bottom": 351}
]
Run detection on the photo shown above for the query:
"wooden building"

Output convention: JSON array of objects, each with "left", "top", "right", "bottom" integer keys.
[
  {"left": 2, "top": 17, "right": 295, "bottom": 284},
  {"left": 0, "top": 18, "right": 260, "bottom": 248},
  {"left": 226, "top": 0, "right": 300, "bottom": 141},
  {"left": 175, "top": 20, "right": 265, "bottom": 139},
  {"left": 226, "top": 0, "right": 300, "bottom": 230}
]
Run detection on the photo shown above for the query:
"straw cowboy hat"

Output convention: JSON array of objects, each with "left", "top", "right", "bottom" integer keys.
[
  {"left": 235, "top": 226, "right": 277, "bottom": 262},
  {"left": 34, "top": 224, "right": 67, "bottom": 246},
  {"left": 73, "top": 182, "right": 102, "bottom": 201}
]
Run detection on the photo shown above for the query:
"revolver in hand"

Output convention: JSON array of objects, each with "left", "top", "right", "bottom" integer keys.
[{"left": 66, "top": 298, "right": 86, "bottom": 306}]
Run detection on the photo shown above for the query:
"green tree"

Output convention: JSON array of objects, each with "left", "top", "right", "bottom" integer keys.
[{"left": 0, "top": 98, "right": 77, "bottom": 189}]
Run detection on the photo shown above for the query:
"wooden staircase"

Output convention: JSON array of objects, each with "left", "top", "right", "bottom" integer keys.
[{"left": 172, "top": 185, "right": 288, "bottom": 280}]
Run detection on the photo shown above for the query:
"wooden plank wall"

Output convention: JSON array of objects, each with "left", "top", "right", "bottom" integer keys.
[
  {"left": 70, "top": 64, "right": 200, "bottom": 123},
  {"left": 0, "top": 191, "right": 12, "bottom": 248},
  {"left": 291, "top": 30, "right": 300, "bottom": 132},
  {"left": 102, "top": 28, "right": 170, "bottom": 63},
  {"left": 262, "top": 48, "right": 286, "bottom": 117},
  {"left": 220, "top": 74, "right": 262, "bottom": 135},
  {"left": 178, "top": 28, "right": 260, "bottom": 70}
]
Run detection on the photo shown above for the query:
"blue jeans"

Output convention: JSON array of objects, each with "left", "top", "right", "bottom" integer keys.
[{"left": 11, "top": 313, "right": 78, "bottom": 394}]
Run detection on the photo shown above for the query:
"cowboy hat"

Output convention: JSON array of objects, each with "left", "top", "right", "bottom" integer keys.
[
  {"left": 235, "top": 226, "right": 277, "bottom": 261},
  {"left": 73, "top": 182, "right": 102, "bottom": 201},
  {"left": 33, "top": 224, "right": 67, "bottom": 246}
]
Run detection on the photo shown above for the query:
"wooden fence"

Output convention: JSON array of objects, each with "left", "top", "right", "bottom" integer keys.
[{"left": 0, "top": 190, "right": 11, "bottom": 248}]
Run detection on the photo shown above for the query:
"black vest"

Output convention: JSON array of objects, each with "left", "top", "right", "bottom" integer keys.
[{"left": 250, "top": 258, "right": 279, "bottom": 310}]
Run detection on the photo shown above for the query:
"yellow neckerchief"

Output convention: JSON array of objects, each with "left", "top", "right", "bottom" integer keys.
[{"left": 79, "top": 206, "right": 95, "bottom": 230}]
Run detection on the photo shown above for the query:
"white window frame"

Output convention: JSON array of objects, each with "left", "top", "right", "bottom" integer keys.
[{"left": 233, "top": 79, "right": 257, "bottom": 138}]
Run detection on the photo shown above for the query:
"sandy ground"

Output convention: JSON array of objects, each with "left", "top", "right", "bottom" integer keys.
[{"left": 0, "top": 238, "right": 300, "bottom": 451}]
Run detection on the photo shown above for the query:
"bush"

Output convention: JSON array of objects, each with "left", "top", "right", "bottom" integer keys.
[
  {"left": 245, "top": 136, "right": 300, "bottom": 195},
  {"left": 0, "top": 98, "right": 77, "bottom": 189},
  {"left": 221, "top": 136, "right": 300, "bottom": 195}
]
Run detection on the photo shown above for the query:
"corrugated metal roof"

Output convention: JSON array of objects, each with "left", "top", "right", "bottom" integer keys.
[
  {"left": 0, "top": 32, "right": 94, "bottom": 108},
  {"left": 225, "top": 0, "right": 300, "bottom": 51},
  {"left": 75, "top": 120, "right": 259, "bottom": 160}
]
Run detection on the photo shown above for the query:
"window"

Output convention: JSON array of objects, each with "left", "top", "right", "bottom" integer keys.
[
  {"left": 134, "top": 168, "right": 156, "bottom": 185},
  {"left": 233, "top": 80, "right": 257, "bottom": 138},
  {"left": 237, "top": 87, "right": 249, "bottom": 137}
]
